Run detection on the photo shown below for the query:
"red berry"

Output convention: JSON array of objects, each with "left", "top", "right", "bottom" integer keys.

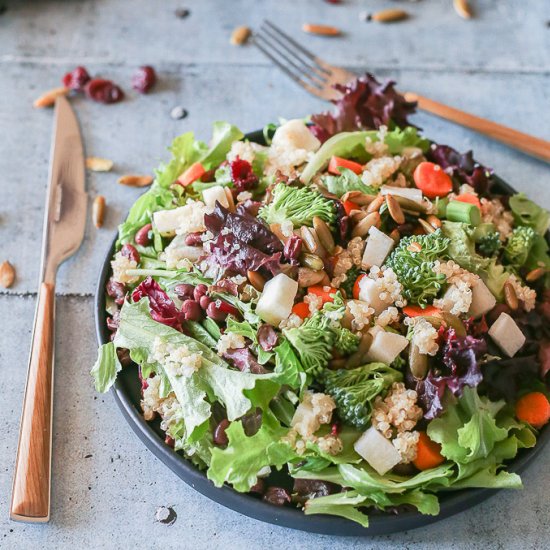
[
  {"left": 132, "top": 66, "right": 157, "bottom": 94},
  {"left": 62, "top": 66, "right": 91, "bottom": 92},
  {"left": 84, "top": 78, "right": 124, "bottom": 104}
]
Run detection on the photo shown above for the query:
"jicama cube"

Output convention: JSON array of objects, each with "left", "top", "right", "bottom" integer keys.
[
  {"left": 353, "top": 426, "right": 401, "bottom": 475},
  {"left": 380, "top": 185, "right": 423, "bottom": 204},
  {"left": 153, "top": 206, "right": 187, "bottom": 236},
  {"left": 202, "top": 185, "right": 229, "bottom": 209},
  {"left": 357, "top": 276, "right": 386, "bottom": 314},
  {"left": 256, "top": 273, "right": 298, "bottom": 326},
  {"left": 468, "top": 279, "right": 497, "bottom": 318},
  {"left": 362, "top": 226, "right": 395, "bottom": 269},
  {"left": 366, "top": 329, "right": 409, "bottom": 364},
  {"left": 271, "top": 119, "right": 321, "bottom": 153},
  {"left": 488, "top": 312, "right": 526, "bottom": 357}
]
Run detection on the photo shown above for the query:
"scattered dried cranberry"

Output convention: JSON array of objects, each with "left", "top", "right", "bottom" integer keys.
[
  {"left": 62, "top": 66, "right": 91, "bottom": 92},
  {"left": 213, "top": 419, "right": 230, "bottom": 446},
  {"left": 84, "top": 78, "right": 124, "bottom": 104},
  {"left": 230, "top": 157, "right": 258, "bottom": 192},
  {"left": 132, "top": 66, "right": 157, "bottom": 94},
  {"left": 175, "top": 7, "right": 190, "bottom": 18},
  {"left": 263, "top": 487, "right": 291, "bottom": 507},
  {"left": 120, "top": 243, "right": 140, "bottom": 263}
]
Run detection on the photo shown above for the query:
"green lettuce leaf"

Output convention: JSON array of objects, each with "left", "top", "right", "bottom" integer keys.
[
  {"left": 91, "top": 342, "right": 122, "bottom": 393},
  {"left": 304, "top": 491, "right": 370, "bottom": 527},
  {"left": 322, "top": 168, "right": 376, "bottom": 197},
  {"left": 509, "top": 193, "right": 550, "bottom": 236},
  {"left": 273, "top": 338, "right": 308, "bottom": 390},
  {"left": 199, "top": 121, "right": 244, "bottom": 170}
]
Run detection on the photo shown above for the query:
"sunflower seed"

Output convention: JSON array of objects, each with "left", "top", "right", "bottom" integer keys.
[
  {"left": 453, "top": 0, "right": 473, "bottom": 19},
  {"left": 525, "top": 267, "right": 546, "bottom": 282},
  {"left": 366, "top": 194, "right": 385, "bottom": 213},
  {"left": 504, "top": 281, "right": 519, "bottom": 311},
  {"left": 93, "top": 195, "right": 106, "bottom": 228},
  {"left": 86, "top": 157, "right": 114, "bottom": 172},
  {"left": 418, "top": 218, "right": 435, "bottom": 234},
  {"left": 230, "top": 25, "right": 251, "bottom": 45},
  {"left": 118, "top": 175, "right": 154, "bottom": 187},
  {"left": 33, "top": 86, "right": 70, "bottom": 108},
  {"left": 0, "top": 261, "right": 15, "bottom": 288},
  {"left": 302, "top": 23, "right": 341, "bottom": 36},
  {"left": 298, "top": 267, "right": 326, "bottom": 287},
  {"left": 386, "top": 194, "right": 405, "bottom": 224},
  {"left": 313, "top": 216, "right": 335, "bottom": 253},
  {"left": 247, "top": 270, "right": 266, "bottom": 291},
  {"left": 351, "top": 211, "right": 380, "bottom": 238}
]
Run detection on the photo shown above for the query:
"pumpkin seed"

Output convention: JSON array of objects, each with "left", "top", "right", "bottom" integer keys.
[
  {"left": 366, "top": 194, "right": 385, "bottom": 213},
  {"left": 351, "top": 211, "right": 380, "bottom": 238},
  {"left": 386, "top": 194, "right": 405, "bottom": 224},
  {"left": 0, "top": 261, "right": 15, "bottom": 288},
  {"left": 453, "top": 0, "right": 473, "bottom": 19},
  {"left": 301, "top": 253, "right": 325, "bottom": 271},
  {"left": 247, "top": 270, "right": 266, "bottom": 291},
  {"left": 298, "top": 267, "right": 325, "bottom": 288},
  {"left": 342, "top": 191, "right": 376, "bottom": 206},
  {"left": 504, "top": 281, "right": 519, "bottom": 310},
  {"left": 313, "top": 216, "right": 335, "bottom": 253},
  {"left": 230, "top": 25, "right": 251, "bottom": 45},
  {"left": 33, "top": 86, "right": 70, "bottom": 108},
  {"left": 93, "top": 195, "right": 106, "bottom": 228},
  {"left": 393, "top": 195, "right": 428, "bottom": 213},
  {"left": 369, "top": 9, "right": 409, "bottom": 23},
  {"left": 526, "top": 267, "right": 546, "bottom": 282},
  {"left": 300, "top": 226, "right": 326, "bottom": 256},
  {"left": 418, "top": 218, "right": 435, "bottom": 234},
  {"left": 118, "top": 175, "right": 154, "bottom": 187},
  {"left": 302, "top": 23, "right": 341, "bottom": 36},
  {"left": 409, "top": 344, "right": 428, "bottom": 380}
]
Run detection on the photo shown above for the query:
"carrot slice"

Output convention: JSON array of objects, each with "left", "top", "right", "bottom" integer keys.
[
  {"left": 308, "top": 285, "right": 337, "bottom": 304},
  {"left": 342, "top": 199, "right": 360, "bottom": 216},
  {"left": 292, "top": 302, "right": 310, "bottom": 320},
  {"left": 352, "top": 273, "right": 367, "bottom": 300},
  {"left": 515, "top": 392, "right": 550, "bottom": 429},
  {"left": 177, "top": 161, "right": 206, "bottom": 187},
  {"left": 328, "top": 156, "right": 363, "bottom": 176},
  {"left": 413, "top": 162, "right": 453, "bottom": 199},
  {"left": 403, "top": 305, "right": 442, "bottom": 318},
  {"left": 413, "top": 432, "right": 445, "bottom": 470},
  {"left": 454, "top": 193, "right": 482, "bottom": 211}
]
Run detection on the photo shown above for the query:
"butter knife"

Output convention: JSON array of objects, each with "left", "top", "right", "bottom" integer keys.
[{"left": 10, "top": 96, "right": 87, "bottom": 523}]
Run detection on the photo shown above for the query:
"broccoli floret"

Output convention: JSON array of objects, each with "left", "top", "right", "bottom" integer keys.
[
  {"left": 322, "top": 363, "right": 403, "bottom": 430},
  {"left": 283, "top": 313, "right": 334, "bottom": 378},
  {"left": 339, "top": 265, "right": 362, "bottom": 298},
  {"left": 477, "top": 232, "right": 501, "bottom": 257},
  {"left": 334, "top": 327, "right": 360, "bottom": 355},
  {"left": 259, "top": 183, "right": 336, "bottom": 229},
  {"left": 385, "top": 229, "right": 450, "bottom": 307},
  {"left": 503, "top": 226, "right": 537, "bottom": 269}
]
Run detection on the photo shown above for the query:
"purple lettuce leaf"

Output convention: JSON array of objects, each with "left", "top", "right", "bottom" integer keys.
[
  {"left": 257, "top": 324, "right": 279, "bottom": 352},
  {"left": 131, "top": 277, "right": 185, "bottom": 331},
  {"left": 223, "top": 347, "right": 268, "bottom": 374},
  {"left": 310, "top": 73, "right": 418, "bottom": 142}
]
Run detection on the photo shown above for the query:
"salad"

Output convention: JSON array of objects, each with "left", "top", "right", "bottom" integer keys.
[{"left": 92, "top": 75, "right": 550, "bottom": 527}]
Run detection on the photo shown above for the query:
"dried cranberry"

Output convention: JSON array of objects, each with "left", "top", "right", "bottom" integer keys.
[
  {"left": 263, "top": 487, "right": 291, "bottom": 507},
  {"left": 106, "top": 277, "right": 127, "bottom": 305},
  {"left": 85, "top": 78, "right": 124, "bottom": 104},
  {"left": 185, "top": 232, "right": 203, "bottom": 246},
  {"left": 283, "top": 235, "right": 302, "bottom": 264},
  {"left": 230, "top": 157, "right": 258, "bottom": 192},
  {"left": 165, "top": 435, "right": 175, "bottom": 448},
  {"left": 134, "top": 223, "right": 152, "bottom": 246},
  {"left": 213, "top": 419, "right": 230, "bottom": 446},
  {"left": 293, "top": 479, "right": 339, "bottom": 504},
  {"left": 200, "top": 169, "right": 216, "bottom": 183},
  {"left": 120, "top": 243, "right": 140, "bottom": 264},
  {"left": 62, "top": 66, "right": 91, "bottom": 92},
  {"left": 132, "top": 66, "right": 157, "bottom": 94}
]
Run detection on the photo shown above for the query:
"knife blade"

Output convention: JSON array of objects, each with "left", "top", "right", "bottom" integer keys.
[{"left": 10, "top": 96, "right": 87, "bottom": 523}]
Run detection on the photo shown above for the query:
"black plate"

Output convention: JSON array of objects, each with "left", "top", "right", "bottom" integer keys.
[{"left": 95, "top": 130, "right": 550, "bottom": 536}]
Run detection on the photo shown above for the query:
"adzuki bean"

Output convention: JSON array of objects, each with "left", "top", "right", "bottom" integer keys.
[
  {"left": 193, "top": 284, "right": 208, "bottom": 301},
  {"left": 120, "top": 243, "right": 140, "bottom": 263},
  {"left": 182, "top": 299, "right": 202, "bottom": 321},
  {"left": 206, "top": 301, "right": 228, "bottom": 321},
  {"left": 134, "top": 223, "right": 152, "bottom": 246},
  {"left": 199, "top": 295, "right": 212, "bottom": 310},
  {"left": 174, "top": 283, "right": 195, "bottom": 300},
  {"left": 262, "top": 487, "right": 291, "bottom": 507},
  {"left": 106, "top": 277, "right": 126, "bottom": 305},
  {"left": 213, "top": 419, "right": 230, "bottom": 446}
]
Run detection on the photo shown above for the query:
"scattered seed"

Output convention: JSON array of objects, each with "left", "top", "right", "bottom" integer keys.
[
  {"left": 368, "top": 9, "right": 409, "bottom": 23},
  {"left": 33, "top": 86, "right": 70, "bottom": 108},
  {"left": 86, "top": 157, "right": 113, "bottom": 172},
  {"left": 504, "top": 281, "right": 519, "bottom": 310},
  {"left": 386, "top": 194, "right": 405, "bottom": 225},
  {"left": 366, "top": 194, "right": 385, "bottom": 213},
  {"left": 247, "top": 270, "right": 266, "bottom": 292},
  {"left": 175, "top": 8, "right": 190, "bottom": 18},
  {"left": 0, "top": 261, "right": 15, "bottom": 288},
  {"left": 407, "top": 242, "right": 422, "bottom": 253},
  {"left": 526, "top": 267, "right": 546, "bottom": 282},
  {"left": 155, "top": 506, "right": 177, "bottom": 526},
  {"left": 298, "top": 267, "right": 326, "bottom": 287},
  {"left": 352, "top": 211, "right": 380, "bottom": 238},
  {"left": 170, "top": 106, "right": 188, "bottom": 120},
  {"left": 301, "top": 252, "right": 325, "bottom": 271},
  {"left": 342, "top": 190, "right": 375, "bottom": 206},
  {"left": 301, "top": 226, "right": 321, "bottom": 255},
  {"left": 313, "top": 216, "right": 335, "bottom": 253},
  {"left": 453, "top": 0, "right": 473, "bottom": 19},
  {"left": 230, "top": 25, "right": 251, "bottom": 45},
  {"left": 393, "top": 195, "right": 427, "bottom": 213},
  {"left": 93, "top": 195, "right": 106, "bottom": 228},
  {"left": 426, "top": 214, "right": 442, "bottom": 229},
  {"left": 418, "top": 218, "right": 436, "bottom": 234},
  {"left": 302, "top": 23, "right": 341, "bottom": 36},
  {"left": 118, "top": 175, "right": 154, "bottom": 187},
  {"left": 224, "top": 186, "right": 236, "bottom": 212},
  {"left": 350, "top": 209, "right": 368, "bottom": 223}
]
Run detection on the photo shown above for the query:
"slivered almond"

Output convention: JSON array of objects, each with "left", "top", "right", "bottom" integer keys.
[
  {"left": 369, "top": 9, "right": 409, "bottom": 23},
  {"left": 0, "top": 261, "right": 15, "bottom": 288},
  {"left": 366, "top": 194, "right": 385, "bottom": 213},
  {"left": 426, "top": 214, "right": 442, "bottom": 229},
  {"left": 418, "top": 218, "right": 435, "bottom": 234},
  {"left": 302, "top": 23, "right": 341, "bottom": 36},
  {"left": 86, "top": 157, "right": 114, "bottom": 172},
  {"left": 386, "top": 194, "right": 405, "bottom": 225},
  {"left": 230, "top": 25, "right": 251, "bottom": 45},
  {"left": 313, "top": 216, "right": 335, "bottom": 253},
  {"left": 93, "top": 195, "right": 106, "bottom": 228},
  {"left": 351, "top": 211, "right": 380, "bottom": 238},
  {"left": 33, "top": 86, "right": 70, "bottom": 108},
  {"left": 118, "top": 175, "right": 154, "bottom": 187},
  {"left": 407, "top": 242, "right": 422, "bottom": 253},
  {"left": 504, "top": 281, "right": 519, "bottom": 311},
  {"left": 453, "top": 0, "right": 473, "bottom": 19}
]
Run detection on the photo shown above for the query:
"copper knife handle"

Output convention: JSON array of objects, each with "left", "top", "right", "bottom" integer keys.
[{"left": 10, "top": 282, "right": 55, "bottom": 522}]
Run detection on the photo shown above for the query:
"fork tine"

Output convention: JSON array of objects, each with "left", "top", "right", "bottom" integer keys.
[
  {"left": 263, "top": 20, "right": 331, "bottom": 75},
  {"left": 260, "top": 23, "right": 329, "bottom": 81},
  {"left": 252, "top": 36, "right": 326, "bottom": 98},
  {"left": 255, "top": 32, "right": 327, "bottom": 89}
]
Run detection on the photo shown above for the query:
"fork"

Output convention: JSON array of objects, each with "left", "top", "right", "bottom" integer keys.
[{"left": 253, "top": 20, "right": 550, "bottom": 163}]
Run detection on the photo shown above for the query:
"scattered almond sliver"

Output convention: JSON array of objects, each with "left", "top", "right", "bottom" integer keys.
[
  {"left": 230, "top": 26, "right": 251, "bottom": 45},
  {"left": 0, "top": 261, "right": 16, "bottom": 288},
  {"left": 93, "top": 195, "right": 106, "bottom": 228},
  {"left": 118, "top": 174, "right": 154, "bottom": 187},
  {"left": 453, "top": 0, "right": 473, "bottom": 19},
  {"left": 369, "top": 9, "right": 409, "bottom": 23},
  {"left": 86, "top": 157, "right": 114, "bottom": 172},
  {"left": 302, "top": 23, "right": 341, "bottom": 36},
  {"left": 33, "top": 86, "right": 70, "bottom": 108}
]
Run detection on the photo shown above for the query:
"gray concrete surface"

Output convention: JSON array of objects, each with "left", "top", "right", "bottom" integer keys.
[{"left": 0, "top": 1, "right": 549, "bottom": 548}]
